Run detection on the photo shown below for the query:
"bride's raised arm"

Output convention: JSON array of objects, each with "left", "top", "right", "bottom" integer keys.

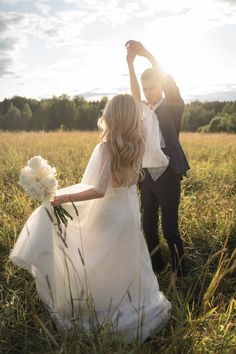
[{"left": 125, "top": 40, "right": 141, "bottom": 102}]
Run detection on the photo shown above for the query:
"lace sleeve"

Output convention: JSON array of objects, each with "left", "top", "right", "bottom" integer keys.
[{"left": 94, "top": 142, "right": 112, "bottom": 195}]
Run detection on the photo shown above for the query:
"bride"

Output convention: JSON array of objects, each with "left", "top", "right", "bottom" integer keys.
[{"left": 9, "top": 94, "right": 171, "bottom": 343}]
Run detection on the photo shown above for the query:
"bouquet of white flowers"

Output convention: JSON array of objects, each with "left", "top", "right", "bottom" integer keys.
[{"left": 19, "top": 155, "right": 72, "bottom": 232}]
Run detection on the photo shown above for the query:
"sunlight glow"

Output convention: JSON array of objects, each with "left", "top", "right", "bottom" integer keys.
[{"left": 146, "top": 16, "right": 225, "bottom": 100}]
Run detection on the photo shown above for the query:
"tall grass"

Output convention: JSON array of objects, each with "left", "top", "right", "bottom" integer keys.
[{"left": 1, "top": 131, "right": 236, "bottom": 353}]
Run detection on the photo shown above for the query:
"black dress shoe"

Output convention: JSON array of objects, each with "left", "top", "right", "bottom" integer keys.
[
  {"left": 152, "top": 258, "right": 167, "bottom": 272},
  {"left": 150, "top": 249, "right": 167, "bottom": 272}
]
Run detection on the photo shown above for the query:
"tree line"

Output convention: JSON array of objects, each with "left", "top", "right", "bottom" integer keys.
[
  {"left": 182, "top": 100, "right": 236, "bottom": 133},
  {"left": 0, "top": 95, "right": 235, "bottom": 133},
  {"left": 0, "top": 95, "right": 108, "bottom": 131}
]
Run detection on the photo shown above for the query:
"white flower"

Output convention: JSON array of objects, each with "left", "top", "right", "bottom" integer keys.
[
  {"left": 43, "top": 191, "right": 56, "bottom": 202},
  {"left": 19, "top": 155, "right": 59, "bottom": 203},
  {"left": 42, "top": 177, "right": 58, "bottom": 202},
  {"left": 19, "top": 155, "right": 73, "bottom": 226},
  {"left": 31, "top": 166, "right": 52, "bottom": 180},
  {"left": 27, "top": 183, "right": 44, "bottom": 201},
  {"left": 18, "top": 167, "right": 36, "bottom": 188},
  {"left": 42, "top": 176, "right": 58, "bottom": 191},
  {"left": 49, "top": 166, "right": 57, "bottom": 176},
  {"left": 27, "top": 155, "right": 48, "bottom": 170}
]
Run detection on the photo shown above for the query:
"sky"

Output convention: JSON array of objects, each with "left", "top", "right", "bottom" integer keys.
[{"left": 0, "top": 0, "right": 236, "bottom": 102}]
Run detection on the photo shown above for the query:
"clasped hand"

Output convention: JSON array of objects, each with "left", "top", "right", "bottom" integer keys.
[{"left": 125, "top": 40, "right": 148, "bottom": 59}]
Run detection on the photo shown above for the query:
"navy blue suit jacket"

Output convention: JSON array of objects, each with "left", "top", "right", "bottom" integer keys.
[{"left": 154, "top": 73, "right": 190, "bottom": 175}]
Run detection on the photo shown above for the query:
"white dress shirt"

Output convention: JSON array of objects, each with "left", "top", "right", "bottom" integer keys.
[{"left": 141, "top": 99, "right": 169, "bottom": 181}]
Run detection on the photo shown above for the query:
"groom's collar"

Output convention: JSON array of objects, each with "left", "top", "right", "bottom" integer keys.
[{"left": 148, "top": 97, "right": 165, "bottom": 111}]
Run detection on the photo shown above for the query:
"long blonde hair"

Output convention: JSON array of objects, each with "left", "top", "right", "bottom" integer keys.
[{"left": 98, "top": 94, "right": 144, "bottom": 186}]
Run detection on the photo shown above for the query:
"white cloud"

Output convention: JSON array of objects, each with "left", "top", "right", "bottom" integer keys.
[
  {"left": 139, "top": 0, "right": 196, "bottom": 13},
  {"left": 0, "top": 0, "right": 235, "bottom": 101},
  {"left": 0, "top": 0, "right": 19, "bottom": 4},
  {"left": 0, "top": 9, "right": 92, "bottom": 77},
  {"left": 35, "top": 1, "right": 51, "bottom": 15},
  {"left": 0, "top": 12, "right": 29, "bottom": 77},
  {"left": 147, "top": 0, "right": 236, "bottom": 37}
]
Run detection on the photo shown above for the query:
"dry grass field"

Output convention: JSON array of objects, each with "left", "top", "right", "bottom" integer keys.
[{"left": 0, "top": 131, "right": 236, "bottom": 353}]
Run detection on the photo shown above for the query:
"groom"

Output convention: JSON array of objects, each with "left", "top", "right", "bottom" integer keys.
[{"left": 126, "top": 40, "right": 190, "bottom": 275}]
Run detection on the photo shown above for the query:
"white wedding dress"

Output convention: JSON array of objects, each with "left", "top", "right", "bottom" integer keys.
[{"left": 10, "top": 109, "right": 171, "bottom": 343}]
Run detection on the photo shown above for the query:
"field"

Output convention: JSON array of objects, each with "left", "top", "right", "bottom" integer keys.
[{"left": 0, "top": 131, "right": 236, "bottom": 353}]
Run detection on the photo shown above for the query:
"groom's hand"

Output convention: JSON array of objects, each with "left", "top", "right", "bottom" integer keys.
[{"left": 125, "top": 40, "right": 149, "bottom": 58}]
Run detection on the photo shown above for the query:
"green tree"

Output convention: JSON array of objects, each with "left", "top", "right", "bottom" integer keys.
[
  {"left": 222, "top": 102, "right": 234, "bottom": 115},
  {"left": 207, "top": 113, "right": 236, "bottom": 133},
  {"left": 99, "top": 96, "right": 108, "bottom": 111},
  {"left": 63, "top": 100, "right": 76, "bottom": 130},
  {"left": 32, "top": 100, "right": 50, "bottom": 130},
  {"left": 5, "top": 103, "right": 22, "bottom": 130},
  {"left": 22, "top": 103, "right": 32, "bottom": 130},
  {"left": 182, "top": 102, "right": 215, "bottom": 131},
  {"left": 0, "top": 113, "right": 5, "bottom": 129}
]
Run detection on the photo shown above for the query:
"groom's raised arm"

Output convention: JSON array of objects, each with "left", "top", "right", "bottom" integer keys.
[
  {"left": 130, "top": 40, "right": 184, "bottom": 106},
  {"left": 157, "top": 70, "right": 184, "bottom": 107}
]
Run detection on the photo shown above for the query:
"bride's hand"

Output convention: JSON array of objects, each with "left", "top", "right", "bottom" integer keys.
[
  {"left": 125, "top": 40, "right": 149, "bottom": 58},
  {"left": 126, "top": 43, "right": 137, "bottom": 64},
  {"left": 51, "top": 194, "right": 69, "bottom": 206}
]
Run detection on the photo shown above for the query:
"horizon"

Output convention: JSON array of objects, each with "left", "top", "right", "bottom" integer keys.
[{"left": 1, "top": 92, "right": 236, "bottom": 104}]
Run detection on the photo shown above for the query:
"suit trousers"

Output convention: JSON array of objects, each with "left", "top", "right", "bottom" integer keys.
[{"left": 139, "top": 166, "right": 184, "bottom": 271}]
